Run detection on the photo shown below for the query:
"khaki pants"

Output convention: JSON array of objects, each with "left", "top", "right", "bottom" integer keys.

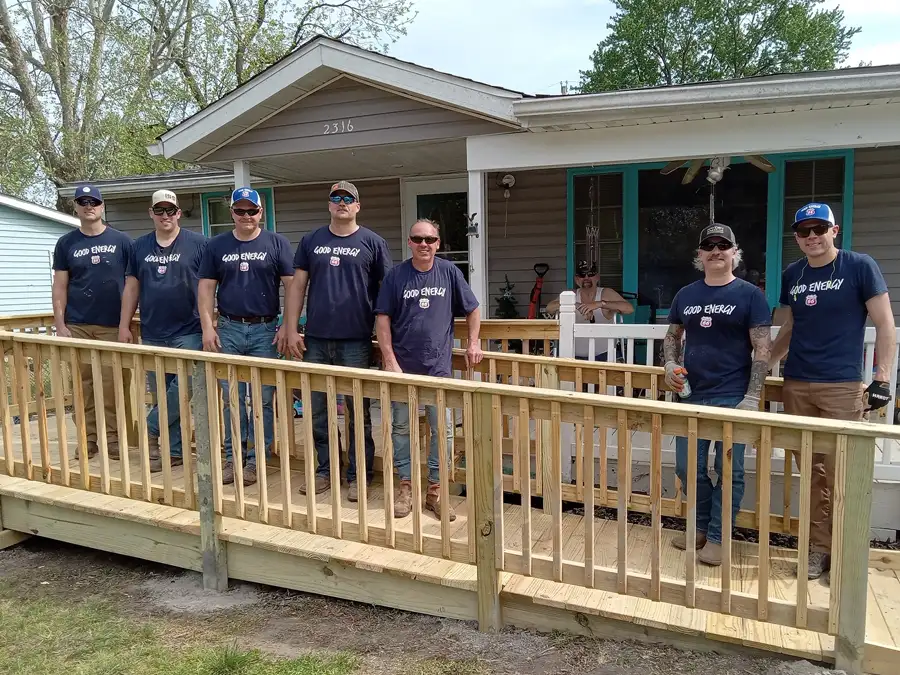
[
  {"left": 782, "top": 379, "right": 864, "bottom": 553},
  {"left": 69, "top": 324, "right": 133, "bottom": 445}
]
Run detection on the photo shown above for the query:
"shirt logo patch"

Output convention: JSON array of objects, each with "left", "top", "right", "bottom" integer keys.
[
  {"left": 700, "top": 316, "right": 712, "bottom": 328},
  {"left": 239, "top": 261, "right": 249, "bottom": 272},
  {"left": 91, "top": 255, "right": 100, "bottom": 264},
  {"left": 806, "top": 294, "right": 817, "bottom": 306},
  {"left": 419, "top": 298, "right": 430, "bottom": 309},
  {"left": 330, "top": 256, "right": 340, "bottom": 267},
  {"left": 157, "top": 265, "right": 167, "bottom": 274}
]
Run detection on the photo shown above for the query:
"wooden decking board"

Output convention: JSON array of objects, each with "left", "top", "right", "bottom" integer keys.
[{"left": 4, "top": 417, "right": 900, "bottom": 668}]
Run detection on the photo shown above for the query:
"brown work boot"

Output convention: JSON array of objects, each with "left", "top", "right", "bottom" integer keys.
[
  {"left": 348, "top": 481, "right": 358, "bottom": 503},
  {"left": 242, "top": 463, "right": 258, "bottom": 486},
  {"left": 298, "top": 475, "right": 330, "bottom": 495},
  {"left": 78, "top": 441, "right": 99, "bottom": 460},
  {"left": 425, "top": 482, "right": 456, "bottom": 522},
  {"left": 672, "top": 531, "right": 707, "bottom": 551},
  {"left": 106, "top": 439, "right": 120, "bottom": 460},
  {"left": 394, "top": 480, "right": 412, "bottom": 518},
  {"left": 150, "top": 455, "right": 184, "bottom": 473},
  {"left": 148, "top": 435, "right": 160, "bottom": 460},
  {"left": 222, "top": 461, "right": 235, "bottom": 485},
  {"left": 698, "top": 540, "right": 722, "bottom": 566}
]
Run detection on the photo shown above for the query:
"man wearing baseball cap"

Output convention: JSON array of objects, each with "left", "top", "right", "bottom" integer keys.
[
  {"left": 119, "top": 189, "right": 207, "bottom": 472},
  {"left": 198, "top": 186, "right": 294, "bottom": 486},
  {"left": 279, "top": 180, "right": 392, "bottom": 502},
  {"left": 52, "top": 184, "right": 134, "bottom": 459},
  {"left": 770, "top": 202, "right": 895, "bottom": 581},
  {"left": 664, "top": 223, "right": 772, "bottom": 566}
]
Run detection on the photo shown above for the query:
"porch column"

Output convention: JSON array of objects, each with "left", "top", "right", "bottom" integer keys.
[
  {"left": 467, "top": 170, "right": 488, "bottom": 309},
  {"left": 233, "top": 160, "right": 251, "bottom": 188}
]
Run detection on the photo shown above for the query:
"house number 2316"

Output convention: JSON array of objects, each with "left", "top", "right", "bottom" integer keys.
[{"left": 323, "top": 119, "right": 354, "bottom": 135}]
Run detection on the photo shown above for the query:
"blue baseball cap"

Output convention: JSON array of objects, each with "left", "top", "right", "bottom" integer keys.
[
  {"left": 231, "top": 187, "right": 261, "bottom": 207},
  {"left": 73, "top": 184, "right": 103, "bottom": 203},
  {"left": 792, "top": 203, "right": 836, "bottom": 229}
]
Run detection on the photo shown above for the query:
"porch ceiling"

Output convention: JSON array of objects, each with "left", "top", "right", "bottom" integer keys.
[{"left": 202, "top": 138, "right": 468, "bottom": 183}]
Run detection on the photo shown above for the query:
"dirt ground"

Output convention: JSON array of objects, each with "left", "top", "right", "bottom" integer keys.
[{"left": 0, "top": 538, "right": 846, "bottom": 675}]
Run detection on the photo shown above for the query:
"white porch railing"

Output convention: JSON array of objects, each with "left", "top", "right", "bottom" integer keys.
[{"left": 555, "top": 291, "right": 900, "bottom": 483}]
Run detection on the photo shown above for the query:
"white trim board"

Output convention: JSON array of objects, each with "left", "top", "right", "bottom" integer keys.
[
  {"left": 400, "top": 176, "right": 468, "bottom": 261},
  {"left": 466, "top": 101, "right": 900, "bottom": 173},
  {"left": 0, "top": 194, "right": 79, "bottom": 227}
]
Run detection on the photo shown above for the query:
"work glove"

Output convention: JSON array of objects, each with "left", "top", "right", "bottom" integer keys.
[
  {"left": 736, "top": 395, "right": 760, "bottom": 412},
  {"left": 864, "top": 380, "right": 892, "bottom": 412},
  {"left": 664, "top": 361, "right": 686, "bottom": 391}
]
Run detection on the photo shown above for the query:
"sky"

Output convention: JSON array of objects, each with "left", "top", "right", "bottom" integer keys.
[{"left": 389, "top": 0, "right": 900, "bottom": 95}]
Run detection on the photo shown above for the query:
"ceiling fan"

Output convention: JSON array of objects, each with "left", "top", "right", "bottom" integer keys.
[{"left": 660, "top": 155, "right": 776, "bottom": 184}]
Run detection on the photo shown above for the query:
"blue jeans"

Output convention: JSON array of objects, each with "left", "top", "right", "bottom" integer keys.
[
  {"left": 304, "top": 337, "right": 375, "bottom": 484},
  {"left": 217, "top": 317, "right": 278, "bottom": 465},
  {"left": 391, "top": 402, "right": 454, "bottom": 483},
  {"left": 144, "top": 332, "right": 203, "bottom": 458},
  {"left": 674, "top": 395, "right": 746, "bottom": 544}
]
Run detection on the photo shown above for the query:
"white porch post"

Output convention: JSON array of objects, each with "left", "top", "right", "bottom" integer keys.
[
  {"left": 467, "top": 170, "right": 488, "bottom": 310},
  {"left": 233, "top": 160, "right": 251, "bottom": 188},
  {"left": 558, "top": 291, "right": 577, "bottom": 483}
]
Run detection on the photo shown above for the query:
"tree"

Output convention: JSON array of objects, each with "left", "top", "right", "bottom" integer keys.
[
  {"left": 0, "top": 0, "right": 415, "bottom": 208},
  {"left": 578, "top": 0, "right": 861, "bottom": 93}
]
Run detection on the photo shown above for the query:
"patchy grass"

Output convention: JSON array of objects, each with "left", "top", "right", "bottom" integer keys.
[
  {"left": 411, "top": 657, "right": 491, "bottom": 675},
  {"left": 0, "top": 585, "right": 358, "bottom": 675}
]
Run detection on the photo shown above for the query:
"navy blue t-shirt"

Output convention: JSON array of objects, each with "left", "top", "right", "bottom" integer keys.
[
  {"left": 294, "top": 226, "right": 392, "bottom": 341},
  {"left": 780, "top": 249, "right": 888, "bottom": 383},
  {"left": 198, "top": 229, "right": 294, "bottom": 318},
  {"left": 52, "top": 226, "right": 133, "bottom": 327},
  {"left": 375, "top": 258, "right": 478, "bottom": 377},
  {"left": 127, "top": 229, "right": 207, "bottom": 341},
  {"left": 669, "top": 278, "right": 772, "bottom": 398}
]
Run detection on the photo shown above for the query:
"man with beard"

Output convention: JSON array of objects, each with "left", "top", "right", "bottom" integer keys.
[
  {"left": 119, "top": 189, "right": 207, "bottom": 472},
  {"left": 664, "top": 224, "right": 772, "bottom": 566},
  {"left": 546, "top": 260, "right": 634, "bottom": 361},
  {"left": 770, "top": 202, "right": 894, "bottom": 581}
]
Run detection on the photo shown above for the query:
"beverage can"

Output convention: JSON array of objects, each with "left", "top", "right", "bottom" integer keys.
[{"left": 677, "top": 368, "right": 691, "bottom": 399}]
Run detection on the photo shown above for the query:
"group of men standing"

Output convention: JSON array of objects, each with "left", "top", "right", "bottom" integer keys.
[
  {"left": 52, "top": 180, "right": 483, "bottom": 521},
  {"left": 660, "top": 204, "right": 894, "bottom": 582}
]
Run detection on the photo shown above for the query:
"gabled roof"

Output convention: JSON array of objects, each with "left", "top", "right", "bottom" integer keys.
[
  {"left": 149, "top": 36, "right": 525, "bottom": 163},
  {"left": 0, "top": 193, "right": 79, "bottom": 227}
]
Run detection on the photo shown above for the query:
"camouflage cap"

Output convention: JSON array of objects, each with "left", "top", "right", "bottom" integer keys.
[{"left": 329, "top": 180, "right": 359, "bottom": 201}]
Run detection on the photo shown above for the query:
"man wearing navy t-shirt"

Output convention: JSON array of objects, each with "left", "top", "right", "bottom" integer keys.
[
  {"left": 198, "top": 187, "right": 294, "bottom": 486},
  {"left": 52, "top": 184, "right": 134, "bottom": 459},
  {"left": 279, "top": 181, "right": 392, "bottom": 502},
  {"left": 770, "top": 203, "right": 895, "bottom": 580},
  {"left": 375, "top": 218, "right": 482, "bottom": 521},
  {"left": 119, "top": 189, "right": 207, "bottom": 472},
  {"left": 664, "top": 224, "right": 772, "bottom": 566}
]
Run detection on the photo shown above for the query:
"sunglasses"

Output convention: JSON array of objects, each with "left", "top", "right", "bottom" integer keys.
[
  {"left": 232, "top": 207, "right": 260, "bottom": 217},
  {"left": 699, "top": 241, "right": 733, "bottom": 251},
  {"left": 75, "top": 198, "right": 101, "bottom": 207},
  {"left": 795, "top": 224, "right": 832, "bottom": 238},
  {"left": 410, "top": 235, "right": 438, "bottom": 245},
  {"left": 329, "top": 195, "right": 356, "bottom": 204},
  {"left": 152, "top": 206, "right": 178, "bottom": 216}
]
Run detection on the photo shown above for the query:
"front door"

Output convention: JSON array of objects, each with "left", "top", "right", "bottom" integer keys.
[{"left": 401, "top": 177, "right": 469, "bottom": 281}]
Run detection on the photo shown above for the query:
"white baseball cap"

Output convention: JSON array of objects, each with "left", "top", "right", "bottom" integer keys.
[{"left": 151, "top": 189, "right": 178, "bottom": 207}]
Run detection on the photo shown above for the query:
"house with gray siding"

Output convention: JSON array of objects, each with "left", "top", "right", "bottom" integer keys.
[
  {"left": 0, "top": 194, "right": 78, "bottom": 316},
  {"left": 58, "top": 37, "right": 900, "bottom": 324}
]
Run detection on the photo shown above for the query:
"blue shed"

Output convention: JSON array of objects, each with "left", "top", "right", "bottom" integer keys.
[{"left": 0, "top": 194, "right": 79, "bottom": 316}]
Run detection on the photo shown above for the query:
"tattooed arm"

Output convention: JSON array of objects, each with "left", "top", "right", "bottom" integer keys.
[
  {"left": 737, "top": 325, "right": 773, "bottom": 411},
  {"left": 663, "top": 323, "right": 684, "bottom": 365}
]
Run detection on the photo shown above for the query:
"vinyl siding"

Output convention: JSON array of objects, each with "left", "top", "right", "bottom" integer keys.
[
  {"left": 850, "top": 146, "right": 900, "bottom": 318},
  {"left": 103, "top": 196, "right": 205, "bottom": 239},
  {"left": 0, "top": 205, "right": 74, "bottom": 315},
  {"left": 205, "top": 77, "right": 505, "bottom": 163},
  {"left": 486, "top": 168, "right": 568, "bottom": 318}
]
